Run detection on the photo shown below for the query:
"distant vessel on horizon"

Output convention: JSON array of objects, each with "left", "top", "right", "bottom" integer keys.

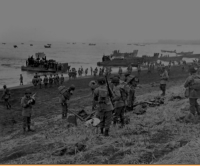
[
  {"left": 89, "top": 43, "right": 96, "bottom": 46},
  {"left": 13, "top": 45, "right": 18, "bottom": 48},
  {"left": 44, "top": 44, "right": 51, "bottom": 48}
]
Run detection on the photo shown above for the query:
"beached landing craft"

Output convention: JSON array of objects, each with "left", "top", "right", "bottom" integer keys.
[
  {"left": 21, "top": 52, "right": 70, "bottom": 73},
  {"left": 97, "top": 50, "right": 145, "bottom": 67}
]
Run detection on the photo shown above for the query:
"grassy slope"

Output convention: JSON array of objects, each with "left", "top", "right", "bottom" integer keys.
[{"left": 1, "top": 65, "right": 200, "bottom": 164}]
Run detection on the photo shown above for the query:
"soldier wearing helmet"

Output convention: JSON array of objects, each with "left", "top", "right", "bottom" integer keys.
[
  {"left": 111, "top": 77, "right": 128, "bottom": 128},
  {"left": 160, "top": 66, "right": 169, "bottom": 96},
  {"left": 125, "top": 75, "right": 139, "bottom": 110},
  {"left": 93, "top": 77, "right": 114, "bottom": 136},
  {"left": 1, "top": 85, "right": 11, "bottom": 109},
  {"left": 58, "top": 84, "right": 75, "bottom": 119},
  {"left": 21, "top": 89, "right": 36, "bottom": 133}
]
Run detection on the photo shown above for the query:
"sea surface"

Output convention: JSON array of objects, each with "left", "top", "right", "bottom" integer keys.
[{"left": 0, "top": 41, "right": 200, "bottom": 87}]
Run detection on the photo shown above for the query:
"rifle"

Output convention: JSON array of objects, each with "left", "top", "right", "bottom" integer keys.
[{"left": 105, "top": 75, "right": 114, "bottom": 105}]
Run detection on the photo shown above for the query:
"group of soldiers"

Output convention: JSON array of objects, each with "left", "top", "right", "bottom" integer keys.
[
  {"left": 32, "top": 73, "right": 65, "bottom": 88},
  {"left": 68, "top": 66, "right": 113, "bottom": 79}
]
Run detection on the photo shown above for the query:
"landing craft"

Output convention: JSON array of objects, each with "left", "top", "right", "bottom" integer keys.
[
  {"left": 21, "top": 52, "right": 70, "bottom": 73},
  {"left": 13, "top": 45, "right": 18, "bottom": 48}
]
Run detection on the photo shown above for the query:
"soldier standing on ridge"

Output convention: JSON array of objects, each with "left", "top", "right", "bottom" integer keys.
[
  {"left": 111, "top": 77, "right": 128, "bottom": 128},
  {"left": 21, "top": 89, "right": 36, "bottom": 133},
  {"left": 1, "top": 85, "right": 11, "bottom": 109},
  {"left": 20, "top": 74, "right": 23, "bottom": 85},
  {"left": 160, "top": 66, "right": 169, "bottom": 96},
  {"left": 184, "top": 67, "right": 200, "bottom": 122},
  {"left": 58, "top": 85, "right": 75, "bottom": 119},
  {"left": 93, "top": 77, "right": 114, "bottom": 136}
]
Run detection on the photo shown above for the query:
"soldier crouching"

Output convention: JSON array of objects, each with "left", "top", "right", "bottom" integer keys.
[
  {"left": 93, "top": 77, "right": 114, "bottom": 136},
  {"left": 58, "top": 85, "right": 75, "bottom": 119}
]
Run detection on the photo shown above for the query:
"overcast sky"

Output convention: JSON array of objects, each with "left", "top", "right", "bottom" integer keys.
[{"left": 0, "top": 0, "right": 200, "bottom": 43}]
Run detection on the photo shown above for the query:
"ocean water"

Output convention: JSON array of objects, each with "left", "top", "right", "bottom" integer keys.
[{"left": 0, "top": 41, "right": 200, "bottom": 88}]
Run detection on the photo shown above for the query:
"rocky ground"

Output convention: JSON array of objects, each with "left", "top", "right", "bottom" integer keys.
[{"left": 1, "top": 65, "right": 200, "bottom": 164}]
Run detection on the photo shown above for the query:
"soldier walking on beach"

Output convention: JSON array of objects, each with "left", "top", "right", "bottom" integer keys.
[
  {"left": 85, "top": 68, "right": 88, "bottom": 76},
  {"left": 1, "top": 85, "right": 11, "bottom": 109},
  {"left": 93, "top": 77, "right": 114, "bottom": 136},
  {"left": 57, "top": 74, "right": 60, "bottom": 86},
  {"left": 43, "top": 75, "right": 49, "bottom": 88},
  {"left": 118, "top": 67, "right": 123, "bottom": 76},
  {"left": 20, "top": 74, "right": 23, "bottom": 85},
  {"left": 21, "top": 89, "right": 36, "bottom": 133},
  {"left": 184, "top": 67, "right": 200, "bottom": 122},
  {"left": 60, "top": 74, "right": 64, "bottom": 85},
  {"left": 90, "top": 67, "right": 93, "bottom": 76},
  {"left": 49, "top": 74, "right": 53, "bottom": 88},
  {"left": 160, "top": 66, "right": 169, "bottom": 96},
  {"left": 38, "top": 76, "right": 42, "bottom": 89},
  {"left": 32, "top": 76, "right": 38, "bottom": 88},
  {"left": 58, "top": 85, "right": 75, "bottom": 119}
]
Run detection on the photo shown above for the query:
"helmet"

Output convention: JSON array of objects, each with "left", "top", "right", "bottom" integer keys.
[
  {"left": 111, "top": 77, "right": 120, "bottom": 83},
  {"left": 98, "top": 77, "right": 106, "bottom": 85},
  {"left": 3, "top": 85, "right": 6, "bottom": 88},
  {"left": 25, "top": 89, "right": 32, "bottom": 94},
  {"left": 69, "top": 84, "right": 75, "bottom": 91},
  {"left": 189, "top": 67, "right": 197, "bottom": 74}
]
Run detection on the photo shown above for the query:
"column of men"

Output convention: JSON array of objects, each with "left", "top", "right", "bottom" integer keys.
[{"left": 32, "top": 73, "right": 64, "bottom": 88}]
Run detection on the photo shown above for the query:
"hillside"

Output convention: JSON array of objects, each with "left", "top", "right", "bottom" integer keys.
[{"left": 1, "top": 65, "right": 200, "bottom": 164}]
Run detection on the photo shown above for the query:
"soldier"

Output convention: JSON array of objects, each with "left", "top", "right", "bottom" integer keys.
[
  {"left": 111, "top": 77, "right": 128, "bottom": 128},
  {"left": 89, "top": 80, "right": 98, "bottom": 95},
  {"left": 20, "top": 74, "right": 23, "bottom": 85},
  {"left": 90, "top": 67, "right": 93, "bottom": 76},
  {"left": 184, "top": 67, "right": 200, "bottom": 122},
  {"left": 60, "top": 74, "right": 64, "bottom": 85},
  {"left": 125, "top": 75, "right": 139, "bottom": 111},
  {"left": 38, "top": 76, "right": 42, "bottom": 89},
  {"left": 32, "top": 76, "right": 38, "bottom": 88},
  {"left": 58, "top": 85, "right": 75, "bottom": 119},
  {"left": 21, "top": 89, "right": 36, "bottom": 133},
  {"left": 57, "top": 74, "right": 60, "bottom": 85},
  {"left": 93, "top": 77, "right": 114, "bottom": 136},
  {"left": 1, "top": 85, "right": 11, "bottom": 109},
  {"left": 118, "top": 67, "right": 123, "bottom": 76},
  {"left": 85, "top": 68, "right": 88, "bottom": 76},
  {"left": 43, "top": 75, "right": 49, "bottom": 88},
  {"left": 160, "top": 66, "right": 169, "bottom": 96},
  {"left": 49, "top": 74, "right": 53, "bottom": 88}
]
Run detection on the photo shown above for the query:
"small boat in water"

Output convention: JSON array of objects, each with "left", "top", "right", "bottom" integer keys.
[
  {"left": 44, "top": 44, "right": 51, "bottom": 48},
  {"left": 89, "top": 43, "right": 96, "bottom": 46},
  {"left": 30, "top": 44, "right": 33, "bottom": 46},
  {"left": 161, "top": 50, "right": 176, "bottom": 53},
  {"left": 21, "top": 43, "right": 24, "bottom": 44},
  {"left": 2, "top": 43, "right": 6, "bottom": 45},
  {"left": 176, "top": 51, "right": 193, "bottom": 55},
  {"left": 13, "top": 45, "right": 18, "bottom": 48}
]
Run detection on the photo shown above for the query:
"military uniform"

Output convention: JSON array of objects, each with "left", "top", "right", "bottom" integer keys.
[
  {"left": 49, "top": 76, "right": 53, "bottom": 87},
  {"left": 60, "top": 75, "right": 64, "bottom": 85},
  {"left": 93, "top": 83, "right": 113, "bottom": 136},
  {"left": 21, "top": 89, "right": 35, "bottom": 132},
  {"left": 1, "top": 86, "right": 11, "bottom": 109},
  {"left": 184, "top": 69, "right": 200, "bottom": 117},
  {"left": 160, "top": 68, "right": 169, "bottom": 96},
  {"left": 43, "top": 76, "right": 48, "bottom": 88}
]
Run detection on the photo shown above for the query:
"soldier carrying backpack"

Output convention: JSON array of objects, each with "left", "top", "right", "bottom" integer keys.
[
  {"left": 111, "top": 77, "right": 128, "bottom": 128},
  {"left": 93, "top": 77, "right": 114, "bottom": 136}
]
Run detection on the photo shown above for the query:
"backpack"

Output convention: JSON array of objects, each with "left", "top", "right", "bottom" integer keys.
[
  {"left": 98, "top": 88, "right": 109, "bottom": 104},
  {"left": 119, "top": 86, "right": 128, "bottom": 101}
]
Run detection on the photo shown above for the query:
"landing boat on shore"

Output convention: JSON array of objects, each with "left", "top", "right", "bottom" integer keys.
[{"left": 21, "top": 52, "right": 70, "bottom": 73}]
